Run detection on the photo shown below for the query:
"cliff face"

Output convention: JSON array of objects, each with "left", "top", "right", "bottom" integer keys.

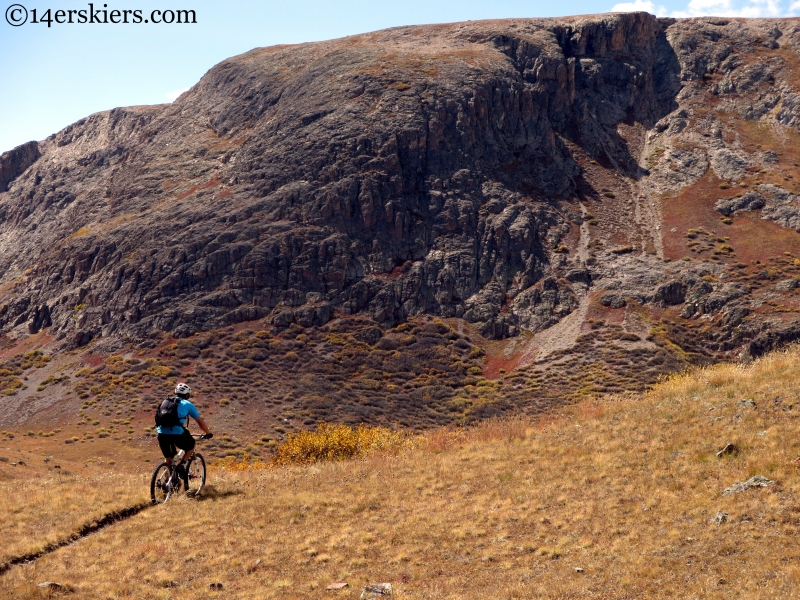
[
  {"left": 0, "top": 12, "right": 680, "bottom": 346},
  {"left": 1, "top": 13, "right": 800, "bottom": 382},
  {"left": 0, "top": 141, "right": 40, "bottom": 193}
]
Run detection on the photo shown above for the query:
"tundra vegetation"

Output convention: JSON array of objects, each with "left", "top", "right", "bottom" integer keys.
[{"left": 2, "top": 345, "right": 800, "bottom": 598}]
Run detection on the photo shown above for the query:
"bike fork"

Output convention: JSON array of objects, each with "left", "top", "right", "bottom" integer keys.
[{"left": 164, "top": 466, "right": 179, "bottom": 491}]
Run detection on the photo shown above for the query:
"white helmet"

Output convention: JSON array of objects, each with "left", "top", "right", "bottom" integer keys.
[{"left": 175, "top": 383, "right": 192, "bottom": 397}]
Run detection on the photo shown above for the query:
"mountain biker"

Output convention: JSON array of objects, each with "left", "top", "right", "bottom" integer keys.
[{"left": 156, "top": 383, "right": 213, "bottom": 476}]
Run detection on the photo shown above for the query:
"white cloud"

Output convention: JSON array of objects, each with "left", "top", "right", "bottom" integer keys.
[
  {"left": 165, "top": 88, "right": 189, "bottom": 102},
  {"left": 668, "top": 0, "right": 785, "bottom": 17},
  {"left": 615, "top": 0, "right": 794, "bottom": 17},
  {"left": 611, "top": 0, "right": 659, "bottom": 12}
]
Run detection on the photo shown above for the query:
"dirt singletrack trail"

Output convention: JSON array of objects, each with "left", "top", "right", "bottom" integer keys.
[{"left": 0, "top": 501, "right": 151, "bottom": 576}]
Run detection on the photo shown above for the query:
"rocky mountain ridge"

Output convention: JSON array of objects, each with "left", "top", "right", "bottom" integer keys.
[
  {"left": 2, "top": 12, "right": 800, "bottom": 429},
  {"left": 0, "top": 12, "right": 680, "bottom": 344}
]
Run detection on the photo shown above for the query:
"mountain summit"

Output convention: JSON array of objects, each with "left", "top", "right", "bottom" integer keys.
[{"left": 2, "top": 13, "right": 800, "bottom": 424}]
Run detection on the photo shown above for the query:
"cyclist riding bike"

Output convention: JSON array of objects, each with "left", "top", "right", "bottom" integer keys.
[{"left": 156, "top": 383, "right": 213, "bottom": 482}]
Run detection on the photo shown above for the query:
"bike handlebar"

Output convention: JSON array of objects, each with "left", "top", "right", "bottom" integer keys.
[{"left": 193, "top": 433, "right": 213, "bottom": 440}]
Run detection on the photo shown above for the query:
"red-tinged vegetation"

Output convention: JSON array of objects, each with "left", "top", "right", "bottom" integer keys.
[{"left": 7, "top": 348, "right": 800, "bottom": 598}]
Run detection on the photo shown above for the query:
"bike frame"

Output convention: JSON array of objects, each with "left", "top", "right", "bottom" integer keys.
[
  {"left": 166, "top": 433, "right": 206, "bottom": 480},
  {"left": 151, "top": 433, "right": 210, "bottom": 504}
]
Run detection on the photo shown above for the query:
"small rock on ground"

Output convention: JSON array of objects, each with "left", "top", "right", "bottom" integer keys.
[
  {"left": 327, "top": 582, "right": 349, "bottom": 590},
  {"left": 361, "top": 583, "right": 393, "bottom": 599},
  {"left": 37, "top": 582, "right": 72, "bottom": 593},
  {"left": 246, "top": 558, "right": 261, "bottom": 573},
  {"left": 711, "top": 511, "right": 729, "bottom": 525},
  {"left": 716, "top": 443, "right": 738, "bottom": 458},
  {"left": 722, "top": 475, "right": 773, "bottom": 496}
]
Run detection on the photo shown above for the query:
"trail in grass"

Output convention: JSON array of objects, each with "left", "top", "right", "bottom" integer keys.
[{"left": 0, "top": 501, "right": 151, "bottom": 575}]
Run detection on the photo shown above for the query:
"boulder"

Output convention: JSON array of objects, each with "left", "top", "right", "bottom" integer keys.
[
  {"left": 714, "top": 192, "right": 766, "bottom": 216},
  {"left": 776, "top": 279, "right": 798, "bottom": 291},
  {"left": 37, "top": 582, "right": 72, "bottom": 593},
  {"left": 652, "top": 281, "right": 685, "bottom": 306},
  {"left": 711, "top": 511, "right": 729, "bottom": 525},
  {"left": 361, "top": 583, "right": 393, "bottom": 599},
  {"left": 722, "top": 474, "right": 773, "bottom": 496},
  {"left": 599, "top": 293, "right": 626, "bottom": 309},
  {"left": 327, "top": 582, "right": 349, "bottom": 590},
  {"left": 716, "top": 443, "right": 738, "bottom": 458}
]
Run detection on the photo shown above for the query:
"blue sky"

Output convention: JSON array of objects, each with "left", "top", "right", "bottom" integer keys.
[{"left": 1, "top": 0, "right": 799, "bottom": 154}]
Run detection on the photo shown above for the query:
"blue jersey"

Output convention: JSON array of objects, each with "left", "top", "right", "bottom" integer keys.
[{"left": 156, "top": 399, "right": 200, "bottom": 435}]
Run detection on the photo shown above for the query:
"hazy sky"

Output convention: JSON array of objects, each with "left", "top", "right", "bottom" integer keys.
[{"left": 1, "top": 0, "right": 798, "bottom": 153}]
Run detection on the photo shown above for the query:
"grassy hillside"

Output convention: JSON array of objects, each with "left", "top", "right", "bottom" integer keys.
[
  {"left": 1, "top": 312, "right": 696, "bottom": 455},
  {"left": 4, "top": 347, "right": 800, "bottom": 598}
]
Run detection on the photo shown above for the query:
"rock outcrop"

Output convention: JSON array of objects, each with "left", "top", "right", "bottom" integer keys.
[
  {"left": 0, "top": 12, "right": 799, "bottom": 383},
  {"left": 0, "top": 12, "right": 682, "bottom": 347},
  {"left": 0, "top": 141, "right": 40, "bottom": 193}
]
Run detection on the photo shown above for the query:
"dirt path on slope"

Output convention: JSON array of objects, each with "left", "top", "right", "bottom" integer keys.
[{"left": 0, "top": 502, "right": 151, "bottom": 576}]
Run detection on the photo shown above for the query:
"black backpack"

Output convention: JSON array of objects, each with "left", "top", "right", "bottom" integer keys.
[{"left": 154, "top": 396, "right": 182, "bottom": 428}]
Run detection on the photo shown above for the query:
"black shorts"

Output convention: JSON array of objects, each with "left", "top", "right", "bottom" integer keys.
[{"left": 157, "top": 429, "right": 195, "bottom": 459}]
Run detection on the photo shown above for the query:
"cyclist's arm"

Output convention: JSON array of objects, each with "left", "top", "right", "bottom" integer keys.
[{"left": 194, "top": 416, "right": 211, "bottom": 435}]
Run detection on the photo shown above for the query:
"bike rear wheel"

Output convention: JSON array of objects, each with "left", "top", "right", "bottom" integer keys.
[
  {"left": 185, "top": 453, "right": 206, "bottom": 497},
  {"left": 150, "top": 462, "right": 175, "bottom": 504}
]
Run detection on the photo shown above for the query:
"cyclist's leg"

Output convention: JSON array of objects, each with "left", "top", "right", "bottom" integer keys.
[
  {"left": 157, "top": 434, "right": 177, "bottom": 465},
  {"left": 176, "top": 429, "right": 196, "bottom": 462},
  {"left": 172, "top": 430, "right": 196, "bottom": 485}
]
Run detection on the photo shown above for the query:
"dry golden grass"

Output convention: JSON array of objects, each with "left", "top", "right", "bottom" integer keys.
[
  {"left": 0, "top": 469, "right": 146, "bottom": 565},
  {"left": 6, "top": 347, "right": 800, "bottom": 597}
]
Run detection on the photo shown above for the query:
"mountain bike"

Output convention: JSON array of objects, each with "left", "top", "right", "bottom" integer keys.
[{"left": 150, "top": 433, "right": 210, "bottom": 504}]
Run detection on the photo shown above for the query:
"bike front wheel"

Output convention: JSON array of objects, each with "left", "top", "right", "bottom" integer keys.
[
  {"left": 150, "top": 462, "right": 174, "bottom": 504},
  {"left": 185, "top": 453, "right": 206, "bottom": 497}
]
